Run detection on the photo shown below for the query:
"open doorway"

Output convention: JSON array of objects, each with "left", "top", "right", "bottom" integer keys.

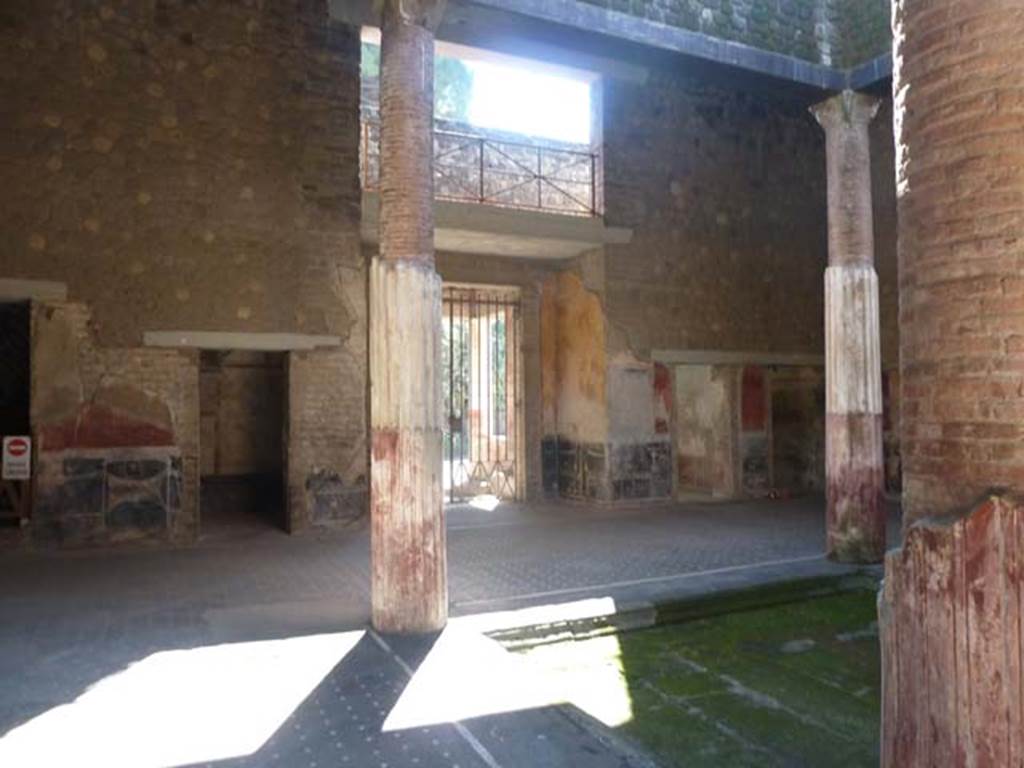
[
  {"left": 442, "top": 284, "right": 523, "bottom": 507},
  {"left": 770, "top": 367, "right": 826, "bottom": 496},
  {"left": 0, "top": 302, "right": 30, "bottom": 529},
  {"left": 199, "top": 350, "right": 285, "bottom": 536}
]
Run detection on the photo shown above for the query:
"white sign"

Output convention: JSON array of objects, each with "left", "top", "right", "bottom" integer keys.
[{"left": 2, "top": 436, "right": 31, "bottom": 481}]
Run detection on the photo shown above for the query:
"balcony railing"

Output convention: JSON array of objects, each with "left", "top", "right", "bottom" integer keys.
[{"left": 361, "top": 121, "right": 600, "bottom": 217}]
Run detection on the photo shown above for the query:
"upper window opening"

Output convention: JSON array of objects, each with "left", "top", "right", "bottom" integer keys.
[{"left": 361, "top": 28, "right": 595, "bottom": 145}]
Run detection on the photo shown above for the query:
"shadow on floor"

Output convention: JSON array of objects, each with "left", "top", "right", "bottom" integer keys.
[{"left": 0, "top": 624, "right": 652, "bottom": 768}]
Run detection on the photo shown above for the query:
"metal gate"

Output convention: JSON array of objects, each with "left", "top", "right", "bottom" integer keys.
[{"left": 442, "top": 285, "right": 522, "bottom": 504}]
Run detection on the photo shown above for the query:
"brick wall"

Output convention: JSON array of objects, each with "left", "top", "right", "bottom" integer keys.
[
  {"left": 0, "top": 0, "right": 362, "bottom": 345},
  {"left": 601, "top": 70, "right": 899, "bottom": 367},
  {"left": 287, "top": 345, "right": 367, "bottom": 529},
  {"left": 829, "top": 0, "right": 891, "bottom": 68},
  {"left": 576, "top": 0, "right": 890, "bottom": 67},
  {"left": 604, "top": 73, "right": 824, "bottom": 358},
  {"left": 894, "top": 0, "right": 1024, "bottom": 523}
]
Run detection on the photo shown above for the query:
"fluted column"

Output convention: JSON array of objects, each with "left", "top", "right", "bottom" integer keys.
[
  {"left": 811, "top": 91, "right": 884, "bottom": 564},
  {"left": 371, "top": 0, "right": 448, "bottom": 633}
]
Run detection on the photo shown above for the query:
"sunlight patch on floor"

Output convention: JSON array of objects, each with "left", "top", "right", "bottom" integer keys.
[
  {"left": 508, "top": 633, "right": 635, "bottom": 727},
  {"left": 383, "top": 621, "right": 633, "bottom": 732},
  {"left": 0, "top": 630, "right": 364, "bottom": 768},
  {"left": 468, "top": 494, "right": 501, "bottom": 512}
]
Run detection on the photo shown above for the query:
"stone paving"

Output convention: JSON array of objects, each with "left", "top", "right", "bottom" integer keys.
[{"left": 0, "top": 496, "right": 899, "bottom": 767}]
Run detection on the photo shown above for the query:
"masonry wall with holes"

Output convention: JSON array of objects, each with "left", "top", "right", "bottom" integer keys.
[
  {"left": 0, "top": 0, "right": 366, "bottom": 544},
  {"left": 0, "top": 1, "right": 903, "bottom": 545}
]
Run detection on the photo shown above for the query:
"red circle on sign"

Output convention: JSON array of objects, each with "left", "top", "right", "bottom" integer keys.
[{"left": 8, "top": 439, "right": 28, "bottom": 457}]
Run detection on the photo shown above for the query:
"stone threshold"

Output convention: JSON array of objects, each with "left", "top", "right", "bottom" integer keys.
[{"left": 453, "top": 556, "right": 882, "bottom": 638}]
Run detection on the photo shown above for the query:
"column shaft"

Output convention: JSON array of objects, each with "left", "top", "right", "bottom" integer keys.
[
  {"left": 812, "top": 90, "right": 884, "bottom": 563},
  {"left": 379, "top": 11, "right": 434, "bottom": 263},
  {"left": 880, "top": 2, "right": 1024, "bottom": 763},
  {"left": 371, "top": 0, "right": 447, "bottom": 633}
]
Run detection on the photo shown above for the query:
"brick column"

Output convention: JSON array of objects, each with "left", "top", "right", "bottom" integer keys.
[
  {"left": 371, "top": 0, "right": 447, "bottom": 633},
  {"left": 811, "top": 91, "right": 884, "bottom": 563},
  {"left": 879, "top": 2, "right": 1024, "bottom": 764}
]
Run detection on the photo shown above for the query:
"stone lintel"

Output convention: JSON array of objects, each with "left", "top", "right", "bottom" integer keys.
[
  {"left": 846, "top": 53, "right": 893, "bottom": 91},
  {"left": 651, "top": 349, "right": 825, "bottom": 368},
  {"left": 0, "top": 279, "right": 68, "bottom": 302},
  {"left": 142, "top": 331, "right": 342, "bottom": 351}
]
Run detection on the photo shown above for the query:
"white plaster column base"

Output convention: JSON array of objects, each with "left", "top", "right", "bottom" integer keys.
[
  {"left": 825, "top": 264, "right": 885, "bottom": 563},
  {"left": 370, "top": 258, "right": 447, "bottom": 632}
]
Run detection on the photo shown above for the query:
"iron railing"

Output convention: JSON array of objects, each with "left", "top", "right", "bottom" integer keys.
[{"left": 361, "top": 121, "right": 600, "bottom": 217}]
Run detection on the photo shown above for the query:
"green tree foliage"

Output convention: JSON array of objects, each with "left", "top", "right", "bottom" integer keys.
[
  {"left": 360, "top": 41, "right": 380, "bottom": 78},
  {"left": 361, "top": 41, "right": 474, "bottom": 122},
  {"left": 434, "top": 55, "right": 473, "bottom": 122}
]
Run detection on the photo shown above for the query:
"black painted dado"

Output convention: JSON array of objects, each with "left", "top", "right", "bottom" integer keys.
[
  {"left": 610, "top": 441, "right": 672, "bottom": 500},
  {"left": 34, "top": 450, "right": 182, "bottom": 545},
  {"left": 541, "top": 437, "right": 559, "bottom": 496},
  {"left": 557, "top": 438, "right": 610, "bottom": 501},
  {"left": 557, "top": 437, "right": 672, "bottom": 502},
  {"left": 306, "top": 469, "right": 366, "bottom": 527}
]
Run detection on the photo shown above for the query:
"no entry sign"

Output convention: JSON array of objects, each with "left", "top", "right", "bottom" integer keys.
[{"left": 2, "top": 436, "right": 31, "bottom": 481}]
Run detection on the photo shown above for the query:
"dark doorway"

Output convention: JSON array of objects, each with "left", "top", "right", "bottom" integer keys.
[
  {"left": 199, "top": 350, "right": 286, "bottom": 536},
  {"left": 0, "top": 302, "right": 30, "bottom": 527},
  {"left": 770, "top": 367, "right": 826, "bottom": 496}
]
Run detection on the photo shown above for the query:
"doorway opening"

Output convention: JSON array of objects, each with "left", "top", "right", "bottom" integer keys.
[
  {"left": 769, "top": 367, "right": 826, "bottom": 496},
  {"left": 442, "top": 284, "right": 523, "bottom": 506},
  {"left": 0, "top": 302, "right": 30, "bottom": 528},
  {"left": 199, "top": 350, "right": 286, "bottom": 536}
]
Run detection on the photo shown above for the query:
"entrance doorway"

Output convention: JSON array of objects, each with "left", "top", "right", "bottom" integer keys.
[
  {"left": 442, "top": 284, "right": 523, "bottom": 505},
  {"left": 199, "top": 350, "right": 285, "bottom": 535},
  {"left": 770, "top": 367, "right": 826, "bottom": 495},
  {"left": 0, "top": 302, "right": 30, "bottom": 528}
]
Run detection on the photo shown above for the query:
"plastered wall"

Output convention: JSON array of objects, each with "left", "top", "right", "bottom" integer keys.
[
  {"left": 545, "top": 68, "right": 898, "bottom": 502},
  {"left": 31, "top": 300, "right": 199, "bottom": 544}
]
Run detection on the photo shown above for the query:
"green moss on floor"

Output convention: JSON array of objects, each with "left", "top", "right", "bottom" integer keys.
[{"left": 511, "top": 590, "right": 880, "bottom": 767}]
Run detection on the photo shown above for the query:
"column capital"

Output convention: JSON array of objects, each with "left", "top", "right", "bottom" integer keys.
[
  {"left": 810, "top": 90, "right": 880, "bottom": 132},
  {"left": 379, "top": 0, "right": 447, "bottom": 31}
]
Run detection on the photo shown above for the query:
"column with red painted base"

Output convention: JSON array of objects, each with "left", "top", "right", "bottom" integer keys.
[
  {"left": 811, "top": 91, "right": 884, "bottom": 564},
  {"left": 371, "top": 0, "right": 448, "bottom": 633}
]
